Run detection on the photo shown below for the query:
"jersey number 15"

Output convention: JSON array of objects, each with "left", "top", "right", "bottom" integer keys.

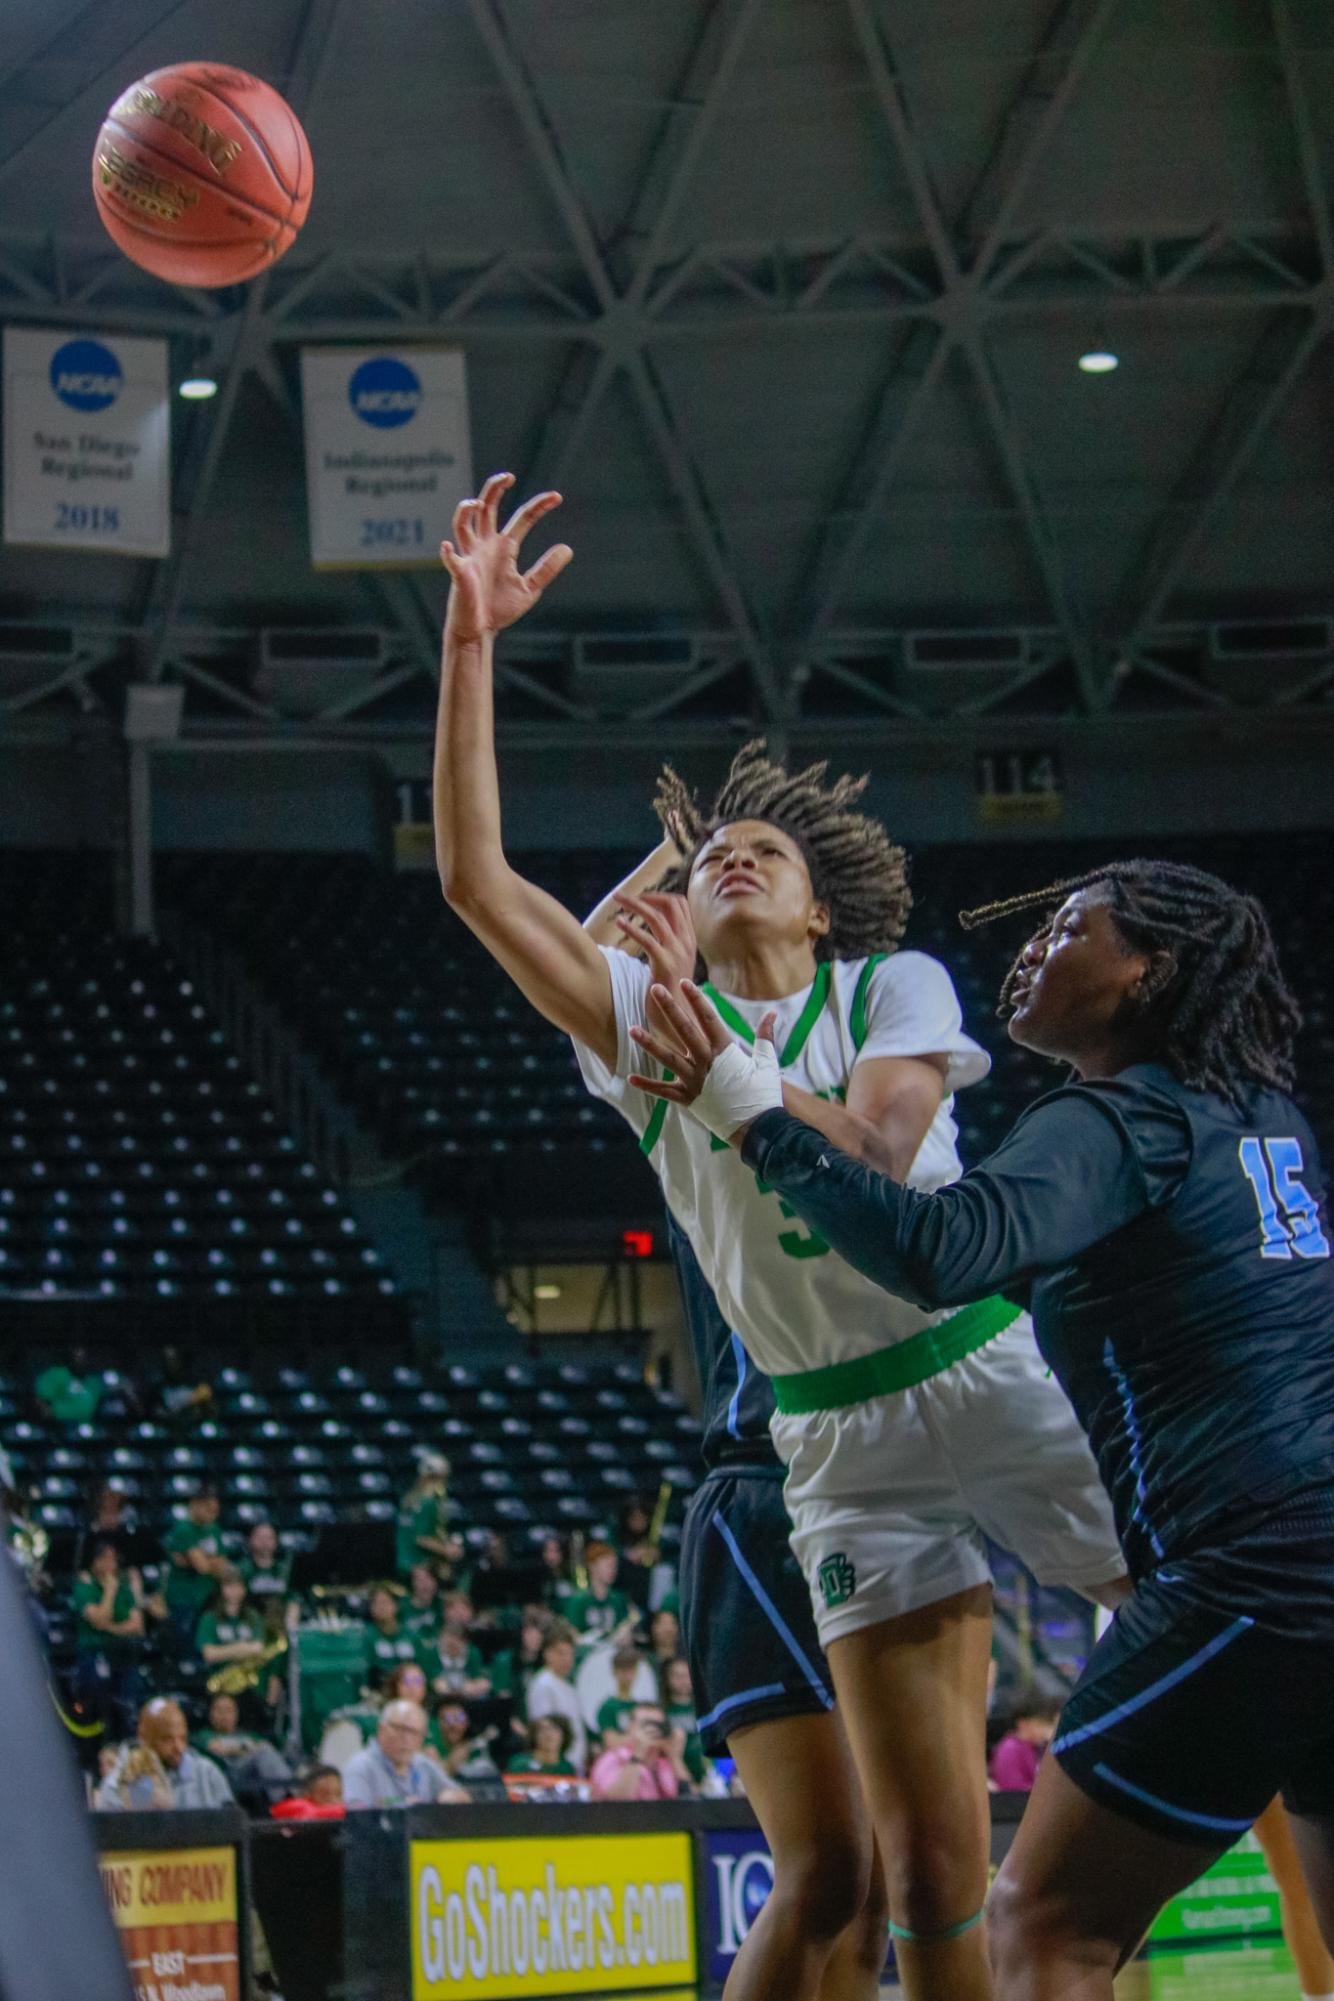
[{"left": 1238, "top": 1137, "right": 1331, "bottom": 1261}]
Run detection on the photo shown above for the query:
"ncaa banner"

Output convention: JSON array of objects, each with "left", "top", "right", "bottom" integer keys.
[
  {"left": 411, "top": 1833, "right": 695, "bottom": 1998},
  {"left": 299, "top": 345, "right": 472, "bottom": 568},
  {"left": 3, "top": 327, "right": 170, "bottom": 557}
]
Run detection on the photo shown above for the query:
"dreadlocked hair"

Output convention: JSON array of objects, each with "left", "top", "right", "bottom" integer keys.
[
  {"left": 653, "top": 739, "right": 911, "bottom": 962},
  {"left": 960, "top": 859, "right": 1303, "bottom": 1109}
]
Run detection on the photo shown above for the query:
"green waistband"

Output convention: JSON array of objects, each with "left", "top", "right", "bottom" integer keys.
[{"left": 771, "top": 1296, "right": 1022, "bottom": 1414}]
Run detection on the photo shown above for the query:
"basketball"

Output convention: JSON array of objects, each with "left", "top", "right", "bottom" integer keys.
[{"left": 91, "top": 63, "right": 312, "bottom": 288}]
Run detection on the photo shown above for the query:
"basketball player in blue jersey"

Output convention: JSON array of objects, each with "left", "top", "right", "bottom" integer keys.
[
  {"left": 433, "top": 474, "right": 1125, "bottom": 2001},
  {"left": 633, "top": 861, "right": 1334, "bottom": 1999}
]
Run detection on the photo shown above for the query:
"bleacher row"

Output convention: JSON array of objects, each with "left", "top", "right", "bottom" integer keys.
[{"left": 7, "top": 1359, "right": 700, "bottom": 1545}]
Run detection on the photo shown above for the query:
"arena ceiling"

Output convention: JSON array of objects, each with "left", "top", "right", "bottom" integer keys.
[{"left": 2, "top": 0, "right": 1334, "bottom": 750}]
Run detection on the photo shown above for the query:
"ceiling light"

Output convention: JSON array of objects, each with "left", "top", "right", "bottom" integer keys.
[
  {"left": 1078, "top": 350, "right": 1119, "bottom": 375},
  {"left": 534, "top": 1283, "right": 562, "bottom": 1300},
  {"left": 178, "top": 375, "right": 219, "bottom": 400}
]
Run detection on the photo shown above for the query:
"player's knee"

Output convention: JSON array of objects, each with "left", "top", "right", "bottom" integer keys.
[
  {"left": 846, "top": 1859, "right": 892, "bottom": 1971},
  {"left": 777, "top": 1830, "right": 872, "bottom": 1941},
  {"left": 987, "top": 1866, "right": 1112, "bottom": 1981},
  {"left": 882, "top": 1822, "right": 984, "bottom": 1938}
]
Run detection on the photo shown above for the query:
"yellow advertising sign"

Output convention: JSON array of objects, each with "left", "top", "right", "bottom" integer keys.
[
  {"left": 98, "top": 1848, "right": 235, "bottom": 1931},
  {"left": 411, "top": 1833, "right": 696, "bottom": 1999}
]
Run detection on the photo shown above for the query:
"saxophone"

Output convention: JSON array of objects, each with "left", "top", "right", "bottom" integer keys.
[{"left": 206, "top": 1633, "right": 289, "bottom": 1697}]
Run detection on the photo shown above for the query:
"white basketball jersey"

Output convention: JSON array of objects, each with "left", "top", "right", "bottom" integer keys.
[{"left": 574, "top": 948, "right": 990, "bottom": 1376}]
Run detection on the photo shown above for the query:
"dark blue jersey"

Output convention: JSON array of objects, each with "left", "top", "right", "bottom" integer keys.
[
  {"left": 742, "top": 1064, "right": 1334, "bottom": 1573},
  {"left": 666, "top": 1211, "right": 780, "bottom": 1472}
]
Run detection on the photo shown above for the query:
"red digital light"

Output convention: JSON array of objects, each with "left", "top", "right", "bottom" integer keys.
[{"left": 621, "top": 1229, "right": 654, "bottom": 1260}]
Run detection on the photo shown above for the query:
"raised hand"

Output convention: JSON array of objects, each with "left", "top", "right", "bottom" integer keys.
[
  {"left": 614, "top": 890, "right": 698, "bottom": 990},
  {"left": 628, "top": 980, "right": 746, "bottom": 1103},
  {"left": 441, "top": 472, "right": 573, "bottom": 644}
]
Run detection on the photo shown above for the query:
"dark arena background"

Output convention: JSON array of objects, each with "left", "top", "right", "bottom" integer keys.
[{"left": 1, "top": 3, "right": 1332, "bottom": 1998}]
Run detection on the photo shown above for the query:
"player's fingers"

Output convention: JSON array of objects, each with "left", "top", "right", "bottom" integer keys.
[
  {"left": 521, "top": 544, "right": 573, "bottom": 595},
  {"left": 616, "top": 892, "right": 669, "bottom": 942},
  {"left": 478, "top": 471, "right": 514, "bottom": 532},
  {"left": 628, "top": 1074, "right": 692, "bottom": 1104},
  {"left": 629, "top": 1022, "right": 688, "bottom": 1071},
  {"left": 758, "top": 1011, "right": 779, "bottom": 1047},
  {"left": 680, "top": 979, "right": 730, "bottom": 1053},
  {"left": 505, "top": 490, "right": 563, "bottom": 546},
  {"left": 649, "top": 983, "right": 713, "bottom": 1062},
  {"left": 453, "top": 497, "right": 478, "bottom": 552},
  {"left": 439, "top": 540, "right": 459, "bottom": 574}
]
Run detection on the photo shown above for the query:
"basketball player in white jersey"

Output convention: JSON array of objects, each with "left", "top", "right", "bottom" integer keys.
[{"left": 433, "top": 475, "right": 1125, "bottom": 2001}]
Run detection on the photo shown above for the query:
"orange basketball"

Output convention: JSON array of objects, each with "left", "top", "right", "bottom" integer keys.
[{"left": 92, "top": 63, "right": 313, "bottom": 288}]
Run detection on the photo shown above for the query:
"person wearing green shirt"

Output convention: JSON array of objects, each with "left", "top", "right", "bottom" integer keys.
[
  {"left": 71, "top": 1538, "right": 145, "bottom": 1733},
  {"left": 595, "top": 1645, "right": 646, "bottom": 1747},
  {"left": 662, "top": 1654, "right": 708, "bottom": 1787},
  {"left": 366, "top": 1584, "right": 419, "bottom": 1688},
  {"left": 395, "top": 1455, "right": 452, "bottom": 1576},
  {"left": 367, "top": 1664, "right": 448, "bottom": 1758},
  {"left": 239, "top": 1521, "right": 290, "bottom": 1609},
  {"left": 197, "top": 1572, "right": 264, "bottom": 1666},
  {"left": 163, "top": 1485, "right": 228, "bottom": 1637},
  {"left": 507, "top": 1710, "right": 578, "bottom": 1779},
  {"left": 401, "top": 1563, "right": 441, "bottom": 1640},
  {"left": 35, "top": 1353, "right": 103, "bottom": 1425},
  {"left": 564, "top": 1543, "right": 634, "bottom": 1646},
  {"left": 491, "top": 1611, "right": 549, "bottom": 1706}
]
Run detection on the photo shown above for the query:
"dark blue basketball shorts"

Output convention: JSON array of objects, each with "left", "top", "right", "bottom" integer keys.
[
  {"left": 1054, "top": 1493, "right": 1334, "bottom": 1844},
  {"left": 678, "top": 1465, "right": 834, "bottom": 1755}
]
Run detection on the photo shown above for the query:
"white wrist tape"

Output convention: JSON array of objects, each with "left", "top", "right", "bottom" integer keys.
[{"left": 691, "top": 1037, "right": 783, "bottom": 1142}]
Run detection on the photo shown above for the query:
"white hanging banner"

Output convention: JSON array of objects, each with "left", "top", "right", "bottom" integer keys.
[
  {"left": 2, "top": 327, "right": 170, "bottom": 557},
  {"left": 299, "top": 345, "right": 473, "bottom": 569}
]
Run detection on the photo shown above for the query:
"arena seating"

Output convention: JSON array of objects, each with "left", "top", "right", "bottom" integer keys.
[
  {"left": 0, "top": 854, "right": 396, "bottom": 1306},
  {"left": 165, "top": 833, "right": 1334, "bottom": 1209},
  {"left": 5, "top": 1354, "right": 699, "bottom": 1549}
]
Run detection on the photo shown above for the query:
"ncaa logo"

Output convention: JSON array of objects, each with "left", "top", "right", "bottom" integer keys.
[
  {"left": 50, "top": 337, "right": 122, "bottom": 412},
  {"left": 349, "top": 355, "right": 421, "bottom": 429}
]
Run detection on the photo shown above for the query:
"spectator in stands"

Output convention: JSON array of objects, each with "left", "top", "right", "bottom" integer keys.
[
  {"left": 153, "top": 1345, "right": 213, "bottom": 1427},
  {"left": 271, "top": 1764, "right": 345, "bottom": 1819},
  {"left": 342, "top": 1700, "right": 467, "bottom": 1808},
  {"left": 507, "top": 1713, "right": 577, "bottom": 1780},
  {"left": 395, "top": 1454, "right": 452, "bottom": 1577},
  {"left": 616, "top": 1495, "right": 660, "bottom": 1612},
  {"left": 589, "top": 1703, "right": 685, "bottom": 1802},
  {"left": 661, "top": 1654, "right": 707, "bottom": 1789},
  {"left": 197, "top": 1570, "right": 264, "bottom": 1670},
  {"left": 71, "top": 1537, "right": 145, "bottom": 1735},
  {"left": 526, "top": 1619, "right": 587, "bottom": 1774},
  {"left": 365, "top": 1583, "right": 418, "bottom": 1686},
  {"left": 380, "top": 1663, "right": 445, "bottom": 1757},
  {"left": 239, "top": 1521, "right": 289, "bottom": 1609},
  {"left": 435, "top": 1529, "right": 472, "bottom": 1595},
  {"left": 647, "top": 1606, "right": 680, "bottom": 1670},
  {"left": 423, "top": 1625, "right": 492, "bottom": 1699},
  {"left": 79, "top": 1481, "right": 138, "bottom": 1563},
  {"left": 538, "top": 1532, "right": 572, "bottom": 1609},
  {"left": 163, "top": 1483, "right": 228, "bottom": 1640},
  {"left": 400, "top": 1562, "right": 440, "bottom": 1642},
  {"left": 437, "top": 1704, "right": 503, "bottom": 1786},
  {"left": 468, "top": 1529, "right": 514, "bottom": 1621},
  {"left": 596, "top": 1646, "right": 646, "bottom": 1748},
  {"left": 196, "top": 1692, "right": 292, "bottom": 1808},
  {"left": 565, "top": 1541, "right": 633, "bottom": 1644},
  {"left": 97, "top": 1698, "right": 234, "bottom": 1811},
  {"left": 491, "top": 1609, "right": 549, "bottom": 1709},
  {"left": 34, "top": 1349, "right": 103, "bottom": 1426},
  {"left": 988, "top": 1689, "right": 1062, "bottom": 1793}
]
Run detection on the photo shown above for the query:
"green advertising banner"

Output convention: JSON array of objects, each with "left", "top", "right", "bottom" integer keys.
[
  {"left": 1148, "top": 1833, "right": 1281, "bottom": 1947},
  {"left": 1136, "top": 1944, "right": 1294, "bottom": 1998}
]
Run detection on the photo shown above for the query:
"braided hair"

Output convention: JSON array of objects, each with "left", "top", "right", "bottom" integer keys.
[
  {"left": 960, "top": 859, "right": 1302, "bottom": 1108},
  {"left": 653, "top": 739, "right": 911, "bottom": 962}
]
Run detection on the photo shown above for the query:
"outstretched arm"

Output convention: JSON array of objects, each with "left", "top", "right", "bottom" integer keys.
[{"left": 434, "top": 474, "right": 617, "bottom": 1069}]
